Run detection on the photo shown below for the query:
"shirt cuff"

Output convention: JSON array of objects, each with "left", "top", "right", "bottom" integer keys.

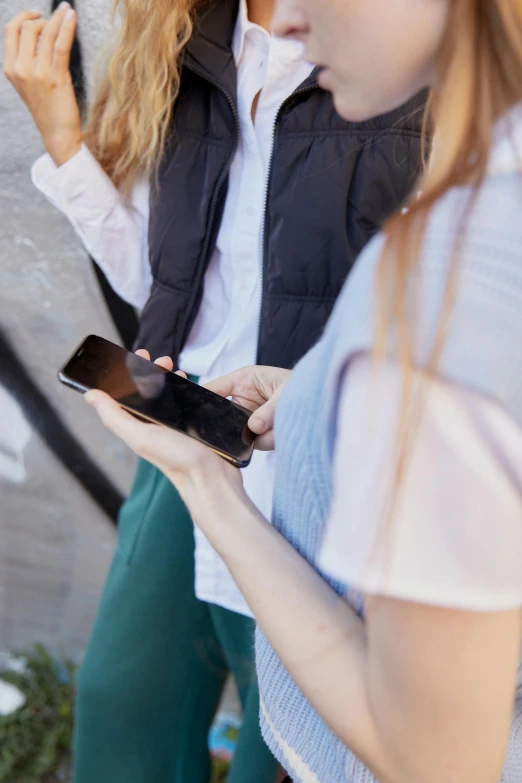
[{"left": 31, "top": 143, "right": 119, "bottom": 221}]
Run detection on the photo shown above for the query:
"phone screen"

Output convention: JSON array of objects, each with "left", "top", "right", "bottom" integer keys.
[{"left": 58, "top": 335, "right": 255, "bottom": 467}]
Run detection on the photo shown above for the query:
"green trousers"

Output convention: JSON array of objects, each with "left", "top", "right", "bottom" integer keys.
[{"left": 74, "top": 459, "right": 278, "bottom": 783}]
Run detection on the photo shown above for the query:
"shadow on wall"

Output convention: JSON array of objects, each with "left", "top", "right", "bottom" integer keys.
[
  {"left": 0, "top": 0, "right": 141, "bottom": 523},
  {"left": 0, "top": 328, "right": 123, "bottom": 523},
  {"left": 0, "top": 0, "right": 140, "bottom": 658}
]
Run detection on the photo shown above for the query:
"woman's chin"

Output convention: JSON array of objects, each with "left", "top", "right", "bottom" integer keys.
[
  {"left": 332, "top": 80, "right": 429, "bottom": 124},
  {"left": 332, "top": 88, "right": 405, "bottom": 124},
  {"left": 332, "top": 92, "right": 378, "bottom": 124},
  {"left": 316, "top": 72, "right": 378, "bottom": 122}
]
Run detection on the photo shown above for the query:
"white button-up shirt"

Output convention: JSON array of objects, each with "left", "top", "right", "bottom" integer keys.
[{"left": 32, "top": 0, "right": 314, "bottom": 617}]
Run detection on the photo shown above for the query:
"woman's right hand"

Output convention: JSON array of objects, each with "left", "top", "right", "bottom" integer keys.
[
  {"left": 133, "top": 351, "right": 290, "bottom": 451},
  {"left": 3, "top": 3, "right": 82, "bottom": 166},
  {"left": 205, "top": 366, "right": 291, "bottom": 451}
]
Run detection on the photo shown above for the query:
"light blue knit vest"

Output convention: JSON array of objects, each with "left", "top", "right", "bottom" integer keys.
[{"left": 256, "top": 107, "right": 522, "bottom": 783}]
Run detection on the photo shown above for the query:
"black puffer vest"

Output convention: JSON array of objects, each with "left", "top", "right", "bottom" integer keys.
[{"left": 138, "top": 0, "right": 426, "bottom": 368}]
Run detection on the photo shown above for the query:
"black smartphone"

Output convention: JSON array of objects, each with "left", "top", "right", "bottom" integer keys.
[{"left": 57, "top": 335, "right": 256, "bottom": 468}]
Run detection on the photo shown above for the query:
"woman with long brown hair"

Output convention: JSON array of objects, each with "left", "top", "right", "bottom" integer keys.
[
  {"left": 3, "top": 0, "right": 425, "bottom": 780},
  {"left": 80, "top": 0, "right": 522, "bottom": 780}
]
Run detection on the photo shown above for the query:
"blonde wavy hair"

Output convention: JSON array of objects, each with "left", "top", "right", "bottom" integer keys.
[
  {"left": 377, "top": 0, "right": 522, "bottom": 497},
  {"left": 83, "top": 0, "right": 203, "bottom": 193}
]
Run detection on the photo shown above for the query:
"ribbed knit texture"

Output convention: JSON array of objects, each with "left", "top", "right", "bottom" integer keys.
[{"left": 257, "top": 109, "right": 522, "bottom": 782}]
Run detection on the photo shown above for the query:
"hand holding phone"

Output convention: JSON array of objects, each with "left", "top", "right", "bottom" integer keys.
[
  {"left": 205, "top": 366, "right": 290, "bottom": 451},
  {"left": 58, "top": 335, "right": 256, "bottom": 468}
]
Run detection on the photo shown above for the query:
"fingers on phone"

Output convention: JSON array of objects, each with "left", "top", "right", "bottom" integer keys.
[
  {"left": 248, "top": 389, "right": 280, "bottom": 434},
  {"left": 204, "top": 374, "right": 236, "bottom": 398},
  {"left": 134, "top": 349, "right": 174, "bottom": 373},
  {"left": 253, "top": 431, "right": 275, "bottom": 451},
  {"left": 88, "top": 395, "right": 154, "bottom": 458},
  {"left": 154, "top": 356, "right": 174, "bottom": 372}
]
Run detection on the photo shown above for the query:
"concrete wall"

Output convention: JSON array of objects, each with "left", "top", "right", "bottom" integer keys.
[{"left": 0, "top": 0, "right": 134, "bottom": 660}]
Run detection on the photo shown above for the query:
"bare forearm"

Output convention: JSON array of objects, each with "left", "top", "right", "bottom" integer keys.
[
  {"left": 188, "top": 472, "right": 518, "bottom": 783},
  {"left": 187, "top": 475, "right": 517, "bottom": 783},
  {"left": 188, "top": 476, "right": 389, "bottom": 779}
]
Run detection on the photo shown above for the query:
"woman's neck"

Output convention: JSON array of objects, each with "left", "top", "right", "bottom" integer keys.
[{"left": 246, "top": 0, "right": 275, "bottom": 32}]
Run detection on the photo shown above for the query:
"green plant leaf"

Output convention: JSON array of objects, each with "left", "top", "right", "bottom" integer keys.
[{"left": 0, "top": 645, "right": 76, "bottom": 783}]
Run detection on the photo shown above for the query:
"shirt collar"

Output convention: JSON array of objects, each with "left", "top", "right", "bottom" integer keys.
[{"left": 232, "top": 0, "right": 259, "bottom": 64}]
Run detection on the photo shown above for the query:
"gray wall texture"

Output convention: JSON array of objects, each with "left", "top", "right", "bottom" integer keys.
[{"left": 0, "top": 0, "right": 135, "bottom": 660}]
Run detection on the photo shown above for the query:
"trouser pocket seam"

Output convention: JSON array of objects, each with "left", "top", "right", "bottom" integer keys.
[{"left": 125, "top": 465, "right": 162, "bottom": 565}]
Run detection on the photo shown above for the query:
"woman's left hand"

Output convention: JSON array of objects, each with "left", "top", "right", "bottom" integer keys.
[{"left": 84, "top": 350, "right": 243, "bottom": 507}]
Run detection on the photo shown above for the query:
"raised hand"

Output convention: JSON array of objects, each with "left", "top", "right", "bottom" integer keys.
[
  {"left": 3, "top": 3, "right": 82, "bottom": 166},
  {"left": 205, "top": 366, "right": 291, "bottom": 451}
]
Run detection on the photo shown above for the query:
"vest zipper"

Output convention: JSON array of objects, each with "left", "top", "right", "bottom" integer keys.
[
  {"left": 255, "top": 81, "right": 318, "bottom": 365},
  {"left": 179, "top": 64, "right": 240, "bottom": 354}
]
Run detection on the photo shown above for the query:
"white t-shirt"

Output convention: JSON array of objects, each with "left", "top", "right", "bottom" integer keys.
[{"left": 320, "top": 353, "right": 522, "bottom": 611}]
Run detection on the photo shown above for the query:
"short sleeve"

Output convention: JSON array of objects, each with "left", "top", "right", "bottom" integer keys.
[{"left": 319, "top": 353, "right": 522, "bottom": 611}]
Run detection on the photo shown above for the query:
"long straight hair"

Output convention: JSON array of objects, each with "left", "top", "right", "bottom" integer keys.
[{"left": 376, "top": 0, "right": 522, "bottom": 498}]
